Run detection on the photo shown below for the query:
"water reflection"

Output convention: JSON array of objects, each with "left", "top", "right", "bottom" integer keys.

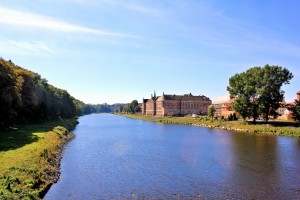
[
  {"left": 226, "top": 134, "right": 280, "bottom": 199},
  {"left": 45, "top": 114, "right": 300, "bottom": 199}
]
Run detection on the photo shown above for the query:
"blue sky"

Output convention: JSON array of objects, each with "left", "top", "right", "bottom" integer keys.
[{"left": 0, "top": 0, "right": 299, "bottom": 104}]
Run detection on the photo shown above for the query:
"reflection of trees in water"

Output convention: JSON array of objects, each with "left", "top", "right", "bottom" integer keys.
[
  {"left": 297, "top": 138, "right": 300, "bottom": 147},
  {"left": 226, "top": 134, "right": 281, "bottom": 199}
]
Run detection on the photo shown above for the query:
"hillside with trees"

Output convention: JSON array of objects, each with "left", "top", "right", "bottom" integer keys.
[{"left": 0, "top": 58, "right": 114, "bottom": 129}]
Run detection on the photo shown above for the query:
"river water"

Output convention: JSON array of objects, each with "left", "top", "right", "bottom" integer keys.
[{"left": 45, "top": 114, "right": 300, "bottom": 199}]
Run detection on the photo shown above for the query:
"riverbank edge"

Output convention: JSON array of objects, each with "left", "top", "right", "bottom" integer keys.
[
  {"left": 117, "top": 114, "right": 300, "bottom": 137},
  {"left": 0, "top": 119, "right": 79, "bottom": 199},
  {"left": 39, "top": 121, "right": 78, "bottom": 199}
]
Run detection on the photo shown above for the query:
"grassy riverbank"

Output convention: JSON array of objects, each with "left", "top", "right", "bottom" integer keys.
[
  {"left": 119, "top": 114, "right": 300, "bottom": 137},
  {"left": 0, "top": 119, "right": 78, "bottom": 200}
]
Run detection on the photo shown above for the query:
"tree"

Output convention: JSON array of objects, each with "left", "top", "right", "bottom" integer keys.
[
  {"left": 208, "top": 105, "right": 216, "bottom": 120},
  {"left": 290, "top": 100, "right": 300, "bottom": 122},
  {"left": 123, "top": 103, "right": 133, "bottom": 113},
  {"left": 0, "top": 60, "right": 22, "bottom": 127},
  {"left": 123, "top": 100, "right": 141, "bottom": 114},
  {"left": 0, "top": 57, "right": 101, "bottom": 128},
  {"left": 131, "top": 100, "right": 138, "bottom": 108},
  {"left": 134, "top": 105, "right": 141, "bottom": 113},
  {"left": 227, "top": 65, "right": 293, "bottom": 122},
  {"left": 228, "top": 113, "right": 233, "bottom": 121},
  {"left": 256, "top": 65, "right": 293, "bottom": 122},
  {"left": 233, "top": 113, "right": 238, "bottom": 121},
  {"left": 228, "top": 67, "right": 261, "bottom": 121},
  {"left": 115, "top": 105, "right": 123, "bottom": 113},
  {"left": 231, "top": 95, "right": 252, "bottom": 121},
  {"left": 18, "top": 70, "right": 39, "bottom": 120}
]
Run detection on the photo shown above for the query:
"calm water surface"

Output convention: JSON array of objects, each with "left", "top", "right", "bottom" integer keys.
[{"left": 45, "top": 114, "right": 300, "bottom": 199}]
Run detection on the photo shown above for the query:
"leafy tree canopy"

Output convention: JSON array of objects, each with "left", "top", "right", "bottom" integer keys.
[
  {"left": 208, "top": 105, "right": 216, "bottom": 120},
  {"left": 227, "top": 65, "right": 293, "bottom": 122},
  {"left": 122, "top": 100, "right": 141, "bottom": 114}
]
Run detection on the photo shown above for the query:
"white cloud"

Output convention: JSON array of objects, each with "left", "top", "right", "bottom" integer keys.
[{"left": 0, "top": 6, "right": 137, "bottom": 38}]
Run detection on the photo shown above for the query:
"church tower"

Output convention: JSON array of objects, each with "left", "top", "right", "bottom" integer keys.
[{"left": 153, "top": 90, "right": 156, "bottom": 116}]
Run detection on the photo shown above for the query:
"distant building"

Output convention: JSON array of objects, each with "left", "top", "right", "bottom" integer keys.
[
  {"left": 277, "top": 91, "right": 300, "bottom": 120},
  {"left": 212, "top": 95, "right": 236, "bottom": 118},
  {"left": 278, "top": 100, "right": 287, "bottom": 116},
  {"left": 211, "top": 91, "right": 300, "bottom": 120},
  {"left": 142, "top": 92, "right": 211, "bottom": 116}
]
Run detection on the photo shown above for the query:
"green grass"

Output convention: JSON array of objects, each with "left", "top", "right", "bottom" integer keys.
[
  {"left": 0, "top": 119, "right": 78, "bottom": 200},
  {"left": 119, "top": 114, "right": 300, "bottom": 137}
]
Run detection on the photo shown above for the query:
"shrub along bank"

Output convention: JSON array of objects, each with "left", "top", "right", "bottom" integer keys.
[
  {"left": 119, "top": 114, "right": 300, "bottom": 137},
  {"left": 0, "top": 119, "right": 78, "bottom": 199}
]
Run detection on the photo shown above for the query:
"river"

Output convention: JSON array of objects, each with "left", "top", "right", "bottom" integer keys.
[{"left": 45, "top": 114, "right": 300, "bottom": 199}]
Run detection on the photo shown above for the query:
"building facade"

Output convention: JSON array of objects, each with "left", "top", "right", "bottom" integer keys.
[
  {"left": 277, "top": 91, "right": 300, "bottom": 120},
  {"left": 212, "top": 91, "right": 300, "bottom": 120},
  {"left": 142, "top": 92, "right": 212, "bottom": 116},
  {"left": 212, "top": 95, "right": 236, "bottom": 118}
]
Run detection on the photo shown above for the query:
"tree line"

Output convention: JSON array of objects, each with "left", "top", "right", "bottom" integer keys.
[
  {"left": 3, "top": 58, "right": 298, "bottom": 129},
  {"left": 115, "top": 100, "right": 141, "bottom": 113},
  {"left": 0, "top": 58, "right": 116, "bottom": 129}
]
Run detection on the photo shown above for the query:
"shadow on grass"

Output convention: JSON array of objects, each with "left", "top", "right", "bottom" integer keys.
[
  {"left": 0, "top": 129, "right": 39, "bottom": 151},
  {"left": 248, "top": 121, "right": 300, "bottom": 127},
  {"left": 0, "top": 119, "right": 78, "bottom": 151}
]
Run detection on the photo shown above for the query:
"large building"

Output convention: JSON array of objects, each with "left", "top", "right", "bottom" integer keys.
[
  {"left": 212, "top": 95, "right": 236, "bottom": 118},
  {"left": 142, "top": 92, "right": 211, "bottom": 116},
  {"left": 277, "top": 91, "right": 300, "bottom": 120}
]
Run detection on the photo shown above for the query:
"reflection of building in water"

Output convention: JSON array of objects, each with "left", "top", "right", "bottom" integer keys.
[{"left": 142, "top": 92, "right": 211, "bottom": 116}]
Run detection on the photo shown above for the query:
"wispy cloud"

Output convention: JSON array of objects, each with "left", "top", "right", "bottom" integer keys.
[
  {"left": 167, "top": 2, "right": 300, "bottom": 58},
  {"left": 0, "top": 39, "right": 55, "bottom": 55},
  {"left": 123, "top": 2, "right": 161, "bottom": 15},
  {"left": 72, "top": 0, "right": 162, "bottom": 16},
  {"left": 0, "top": 6, "right": 138, "bottom": 38}
]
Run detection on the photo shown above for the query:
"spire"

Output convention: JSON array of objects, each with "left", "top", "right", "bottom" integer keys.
[{"left": 154, "top": 90, "right": 156, "bottom": 99}]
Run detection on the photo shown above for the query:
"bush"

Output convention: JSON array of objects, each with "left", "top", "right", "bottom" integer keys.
[
  {"left": 233, "top": 113, "right": 238, "bottom": 121},
  {"left": 228, "top": 114, "right": 233, "bottom": 121}
]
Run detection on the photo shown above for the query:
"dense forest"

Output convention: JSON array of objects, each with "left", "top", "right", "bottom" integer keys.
[{"left": 0, "top": 58, "right": 118, "bottom": 129}]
